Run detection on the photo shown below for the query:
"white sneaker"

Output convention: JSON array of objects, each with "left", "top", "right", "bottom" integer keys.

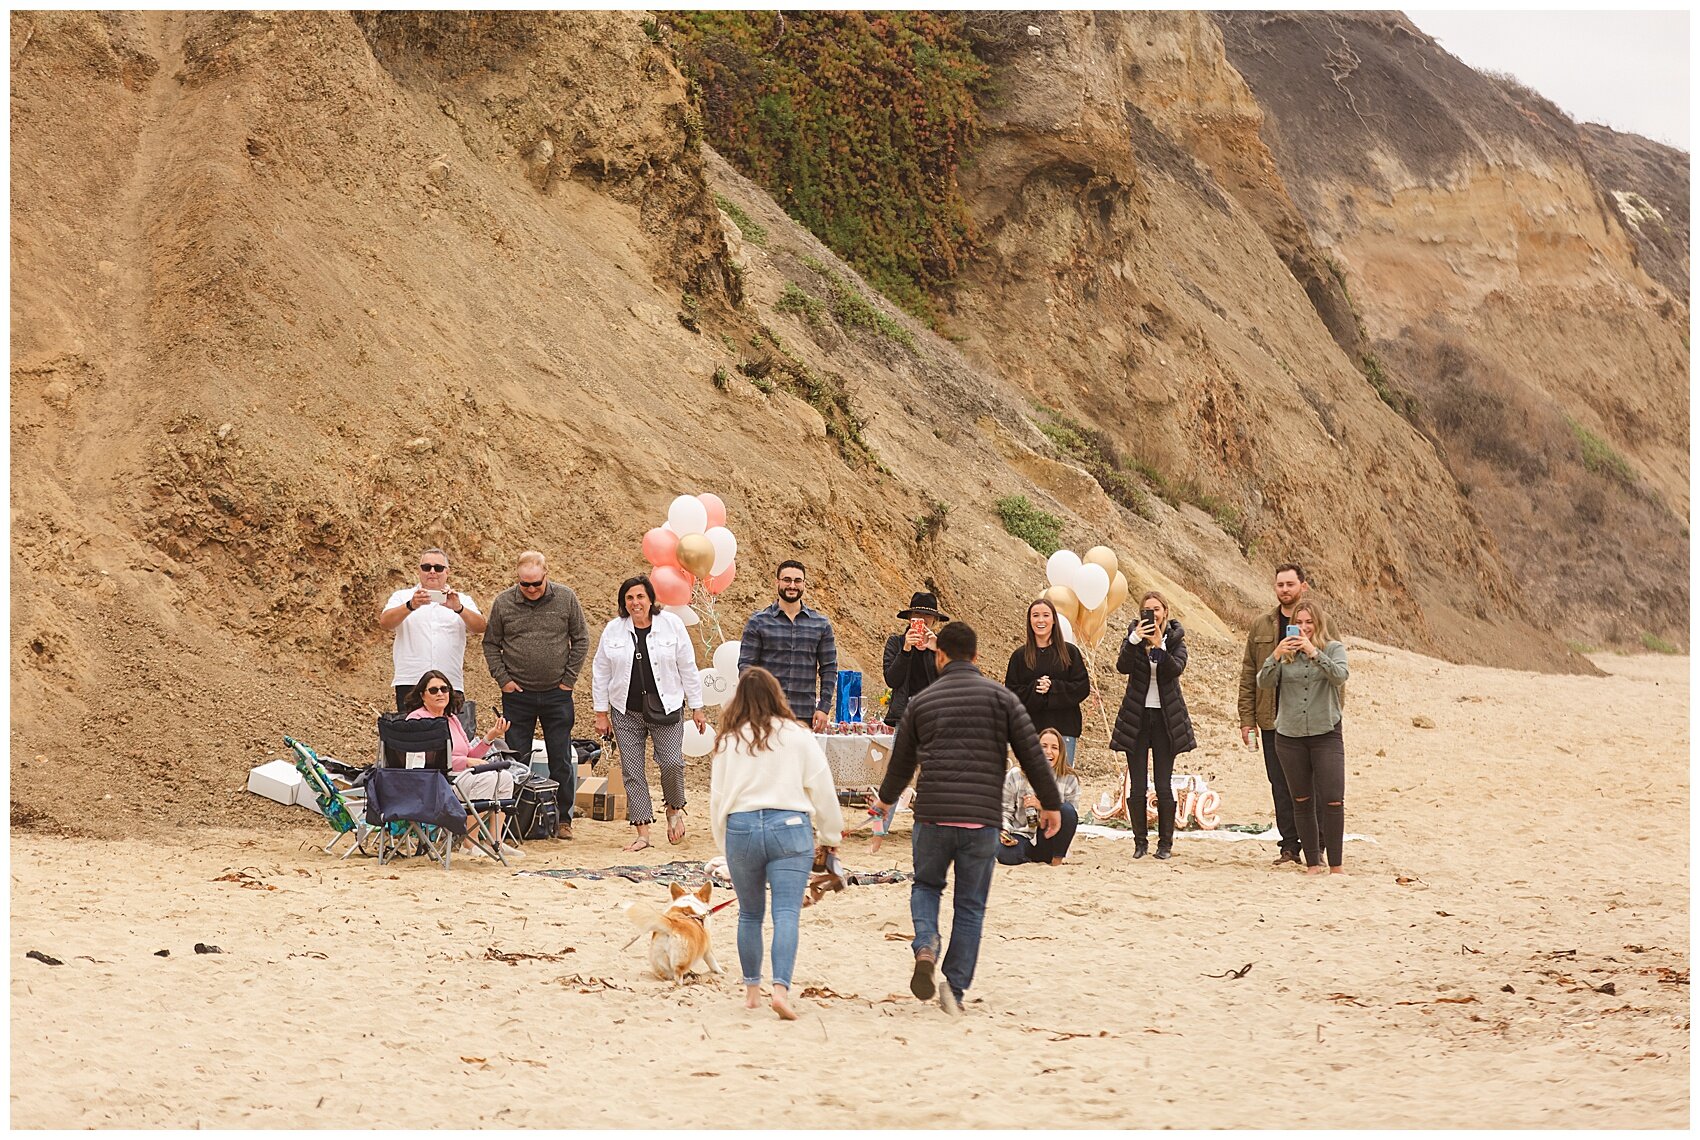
[
  {"left": 458, "top": 845, "right": 489, "bottom": 860},
  {"left": 500, "top": 843, "right": 526, "bottom": 860},
  {"left": 938, "top": 986, "right": 963, "bottom": 1016}
]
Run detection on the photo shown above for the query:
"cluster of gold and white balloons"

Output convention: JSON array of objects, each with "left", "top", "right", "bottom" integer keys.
[{"left": 1039, "top": 545, "right": 1129, "bottom": 647}]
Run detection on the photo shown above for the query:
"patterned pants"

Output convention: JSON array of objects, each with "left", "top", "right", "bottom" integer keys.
[{"left": 609, "top": 707, "right": 687, "bottom": 826}]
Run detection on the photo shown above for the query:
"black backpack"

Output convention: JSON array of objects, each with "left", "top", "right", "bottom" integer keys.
[{"left": 510, "top": 778, "right": 560, "bottom": 841}]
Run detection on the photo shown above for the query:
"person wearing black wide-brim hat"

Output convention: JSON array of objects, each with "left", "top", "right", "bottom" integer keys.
[{"left": 882, "top": 591, "right": 951, "bottom": 729}]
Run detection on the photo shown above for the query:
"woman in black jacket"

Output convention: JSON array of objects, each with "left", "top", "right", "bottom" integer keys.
[
  {"left": 1110, "top": 590, "right": 1197, "bottom": 860},
  {"left": 1003, "top": 598, "right": 1092, "bottom": 765},
  {"left": 882, "top": 591, "right": 948, "bottom": 729}
]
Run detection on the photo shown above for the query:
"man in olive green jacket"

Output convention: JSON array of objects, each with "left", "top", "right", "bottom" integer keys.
[{"left": 1236, "top": 563, "right": 1315, "bottom": 864}]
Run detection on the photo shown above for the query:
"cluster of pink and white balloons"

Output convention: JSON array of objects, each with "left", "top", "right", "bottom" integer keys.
[{"left": 641, "top": 493, "right": 739, "bottom": 614}]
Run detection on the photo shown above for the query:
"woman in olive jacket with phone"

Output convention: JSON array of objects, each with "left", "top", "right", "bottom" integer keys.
[{"left": 1110, "top": 591, "right": 1197, "bottom": 860}]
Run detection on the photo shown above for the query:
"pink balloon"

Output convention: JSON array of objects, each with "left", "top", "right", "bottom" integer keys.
[
  {"left": 706, "top": 562, "right": 736, "bottom": 596},
  {"left": 642, "top": 526, "right": 679, "bottom": 569},
  {"left": 651, "top": 565, "right": 694, "bottom": 606},
  {"left": 698, "top": 492, "right": 727, "bottom": 530}
]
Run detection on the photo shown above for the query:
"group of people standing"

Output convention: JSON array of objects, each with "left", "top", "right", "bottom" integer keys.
[{"left": 379, "top": 546, "right": 1351, "bottom": 1015}]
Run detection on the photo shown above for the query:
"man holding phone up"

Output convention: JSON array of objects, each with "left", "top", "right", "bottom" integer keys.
[
  {"left": 1236, "top": 563, "right": 1315, "bottom": 865},
  {"left": 379, "top": 546, "right": 487, "bottom": 711}
]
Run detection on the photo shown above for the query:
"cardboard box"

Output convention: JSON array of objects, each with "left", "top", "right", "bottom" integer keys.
[
  {"left": 573, "top": 774, "right": 626, "bottom": 822},
  {"left": 248, "top": 759, "right": 309, "bottom": 809}
]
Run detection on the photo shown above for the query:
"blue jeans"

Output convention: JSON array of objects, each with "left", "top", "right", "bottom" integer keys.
[
  {"left": 910, "top": 823, "right": 999, "bottom": 1001},
  {"left": 996, "top": 803, "right": 1080, "bottom": 865},
  {"left": 501, "top": 687, "right": 576, "bottom": 817},
  {"left": 723, "top": 809, "right": 814, "bottom": 987}
]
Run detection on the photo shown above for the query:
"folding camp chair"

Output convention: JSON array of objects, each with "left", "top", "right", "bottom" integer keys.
[
  {"left": 453, "top": 754, "right": 524, "bottom": 865},
  {"left": 371, "top": 715, "right": 464, "bottom": 868},
  {"left": 284, "top": 736, "right": 377, "bottom": 859},
  {"left": 364, "top": 766, "right": 467, "bottom": 869}
]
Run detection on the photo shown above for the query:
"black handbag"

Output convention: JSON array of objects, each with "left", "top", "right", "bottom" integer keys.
[{"left": 642, "top": 690, "right": 681, "bottom": 728}]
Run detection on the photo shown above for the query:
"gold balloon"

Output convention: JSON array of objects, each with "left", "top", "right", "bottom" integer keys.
[
  {"left": 1042, "top": 585, "right": 1082, "bottom": 627},
  {"left": 677, "top": 533, "right": 715, "bottom": 578},
  {"left": 1084, "top": 545, "right": 1119, "bottom": 578},
  {"left": 1106, "top": 570, "right": 1130, "bottom": 613},
  {"left": 1077, "top": 603, "right": 1109, "bottom": 648}
]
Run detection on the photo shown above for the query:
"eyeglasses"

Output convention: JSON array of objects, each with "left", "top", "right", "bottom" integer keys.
[
  {"left": 423, "top": 685, "right": 451, "bottom": 695},
  {"left": 518, "top": 578, "right": 546, "bottom": 588},
  {"left": 778, "top": 577, "right": 805, "bottom": 585},
  {"left": 419, "top": 563, "right": 447, "bottom": 572}
]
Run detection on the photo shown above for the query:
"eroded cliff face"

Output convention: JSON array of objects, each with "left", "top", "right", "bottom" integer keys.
[
  {"left": 10, "top": 10, "right": 1246, "bottom": 831},
  {"left": 1217, "top": 11, "right": 1689, "bottom": 650},
  {"left": 946, "top": 11, "right": 1564, "bottom": 665}
]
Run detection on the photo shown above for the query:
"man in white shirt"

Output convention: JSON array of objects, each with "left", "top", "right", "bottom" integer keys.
[{"left": 379, "top": 547, "right": 487, "bottom": 710}]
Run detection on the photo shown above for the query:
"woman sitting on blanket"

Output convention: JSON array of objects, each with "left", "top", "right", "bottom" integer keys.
[
  {"left": 998, "top": 727, "right": 1081, "bottom": 866},
  {"left": 404, "top": 669, "right": 520, "bottom": 861}
]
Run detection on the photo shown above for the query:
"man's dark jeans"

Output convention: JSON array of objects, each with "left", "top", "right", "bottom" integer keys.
[
  {"left": 1261, "top": 726, "right": 1313, "bottom": 855},
  {"left": 502, "top": 687, "right": 577, "bottom": 818},
  {"left": 909, "top": 822, "right": 999, "bottom": 1001}
]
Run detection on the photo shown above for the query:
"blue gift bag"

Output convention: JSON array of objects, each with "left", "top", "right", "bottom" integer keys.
[{"left": 835, "top": 670, "right": 863, "bottom": 721}]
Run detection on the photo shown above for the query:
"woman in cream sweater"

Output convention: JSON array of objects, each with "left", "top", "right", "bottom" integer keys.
[{"left": 709, "top": 667, "right": 845, "bottom": 1020}]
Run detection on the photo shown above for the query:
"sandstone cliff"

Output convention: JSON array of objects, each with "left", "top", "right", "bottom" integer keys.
[
  {"left": 9, "top": 11, "right": 1684, "bottom": 832},
  {"left": 1217, "top": 11, "right": 1689, "bottom": 650}
]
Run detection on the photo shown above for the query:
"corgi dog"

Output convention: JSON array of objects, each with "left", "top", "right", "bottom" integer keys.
[{"left": 625, "top": 881, "right": 722, "bottom": 984}]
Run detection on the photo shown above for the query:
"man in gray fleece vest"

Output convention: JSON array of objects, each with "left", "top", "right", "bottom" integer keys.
[
  {"left": 874, "top": 621, "right": 1062, "bottom": 1015},
  {"left": 483, "top": 550, "right": 589, "bottom": 837}
]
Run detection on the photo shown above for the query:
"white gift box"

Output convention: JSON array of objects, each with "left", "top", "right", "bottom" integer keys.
[{"left": 247, "top": 759, "right": 308, "bottom": 808}]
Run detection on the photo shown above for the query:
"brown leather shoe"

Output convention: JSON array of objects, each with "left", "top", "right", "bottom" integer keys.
[
  {"left": 1273, "top": 849, "right": 1300, "bottom": 865},
  {"left": 558, "top": 819, "right": 574, "bottom": 840}
]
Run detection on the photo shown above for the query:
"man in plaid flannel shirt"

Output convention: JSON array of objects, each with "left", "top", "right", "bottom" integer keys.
[{"left": 736, "top": 560, "right": 839, "bottom": 732}]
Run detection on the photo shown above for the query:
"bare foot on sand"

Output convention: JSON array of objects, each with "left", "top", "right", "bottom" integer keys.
[
  {"left": 772, "top": 984, "right": 797, "bottom": 1020},
  {"left": 744, "top": 985, "right": 761, "bottom": 1010},
  {"left": 1304, "top": 865, "right": 1327, "bottom": 876},
  {"left": 1329, "top": 866, "right": 1347, "bottom": 876}
]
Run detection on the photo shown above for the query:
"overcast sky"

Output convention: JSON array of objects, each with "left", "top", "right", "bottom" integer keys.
[{"left": 1406, "top": 11, "right": 1689, "bottom": 150}]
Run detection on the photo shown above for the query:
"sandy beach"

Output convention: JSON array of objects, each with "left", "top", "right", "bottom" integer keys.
[{"left": 10, "top": 644, "right": 1688, "bottom": 1128}]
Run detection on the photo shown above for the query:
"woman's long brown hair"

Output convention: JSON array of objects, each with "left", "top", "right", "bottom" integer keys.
[
  {"left": 1021, "top": 598, "right": 1074, "bottom": 670},
  {"left": 713, "top": 666, "right": 793, "bottom": 758}
]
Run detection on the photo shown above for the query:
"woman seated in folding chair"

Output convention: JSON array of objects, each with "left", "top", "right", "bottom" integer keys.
[{"left": 404, "top": 670, "right": 522, "bottom": 861}]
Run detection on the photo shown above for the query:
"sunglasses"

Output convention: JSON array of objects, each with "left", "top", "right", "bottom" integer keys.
[
  {"left": 419, "top": 563, "right": 447, "bottom": 572},
  {"left": 518, "top": 578, "right": 546, "bottom": 588},
  {"left": 423, "top": 685, "right": 451, "bottom": 695}
]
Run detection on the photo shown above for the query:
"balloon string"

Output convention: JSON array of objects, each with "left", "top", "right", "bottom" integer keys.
[{"left": 1079, "top": 644, "right": 1116, "bottom": 747}]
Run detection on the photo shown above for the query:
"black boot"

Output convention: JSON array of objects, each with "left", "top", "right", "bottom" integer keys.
[
  {"left": 1133, "top": 837, "right": 1149, "bottom": 859},
  {"left": 1154, "top": 841, "right": 1173, "bottom": 860}
]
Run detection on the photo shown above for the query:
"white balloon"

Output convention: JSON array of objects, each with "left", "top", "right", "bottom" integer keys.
[
  {"left": 1058, "top": 611, "right": 1078, "bottom": 645},
  {"left": 663, "top": 603, "right": 699, "bottom": 626},
  {"left": 697, "top": 667, "right": 731, "bottom": 707},
  {"left": 682, "top": 721, "right": 716, "bottom": 758},
  {"left": 667, "top": 494, "right": 709, "bottom": 537},
  {"left": 1072, "top": 562, "right": 1110, "bottom": 610},
  {"left": 705, "top": 526, "right": 738, "bottom": 576},
  {"left": 1046, "top": 549, "right": 1082, "bottom": 589},
  {"left": 712, "top": 639, "right": 742, "bottom": 678}
]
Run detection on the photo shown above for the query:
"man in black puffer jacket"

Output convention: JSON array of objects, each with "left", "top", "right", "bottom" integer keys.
[{"left": 874, "top": 622, "right": 1062, "bottom": 1016}]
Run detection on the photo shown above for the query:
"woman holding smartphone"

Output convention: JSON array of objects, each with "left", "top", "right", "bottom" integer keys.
[
  {"left": 1256, "top": 600, "right": 1349, "bottom": 874},
  {"left": 1004, "top": 598, "right": 1092, "bottom": 765},
  {"left": 1110, "top": 591, "right": 1196, "bottom": 860}
]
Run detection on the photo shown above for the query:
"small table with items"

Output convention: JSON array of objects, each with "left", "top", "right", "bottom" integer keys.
[{"left": 814, "top": 728, "right": 895, "bottom": 792}]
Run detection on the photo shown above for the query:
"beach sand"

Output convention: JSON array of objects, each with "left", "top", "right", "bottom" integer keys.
[{"left": 10, "top": 644, "right": 1688, "bottom": 1128}]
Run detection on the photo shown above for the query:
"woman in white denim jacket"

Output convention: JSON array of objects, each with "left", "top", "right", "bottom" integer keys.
[{"left": 592, "top": 575, "right": 706, "bottom": 851}]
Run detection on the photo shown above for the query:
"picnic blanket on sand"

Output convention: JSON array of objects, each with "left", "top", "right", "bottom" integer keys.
[{"left": 518, "top": 860, "right": 913, "bottom": 887}]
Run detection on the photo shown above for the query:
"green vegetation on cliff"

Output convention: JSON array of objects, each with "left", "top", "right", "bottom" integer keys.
[{"left": 663, "top": 11, "right": 987, "bottom": 322}]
